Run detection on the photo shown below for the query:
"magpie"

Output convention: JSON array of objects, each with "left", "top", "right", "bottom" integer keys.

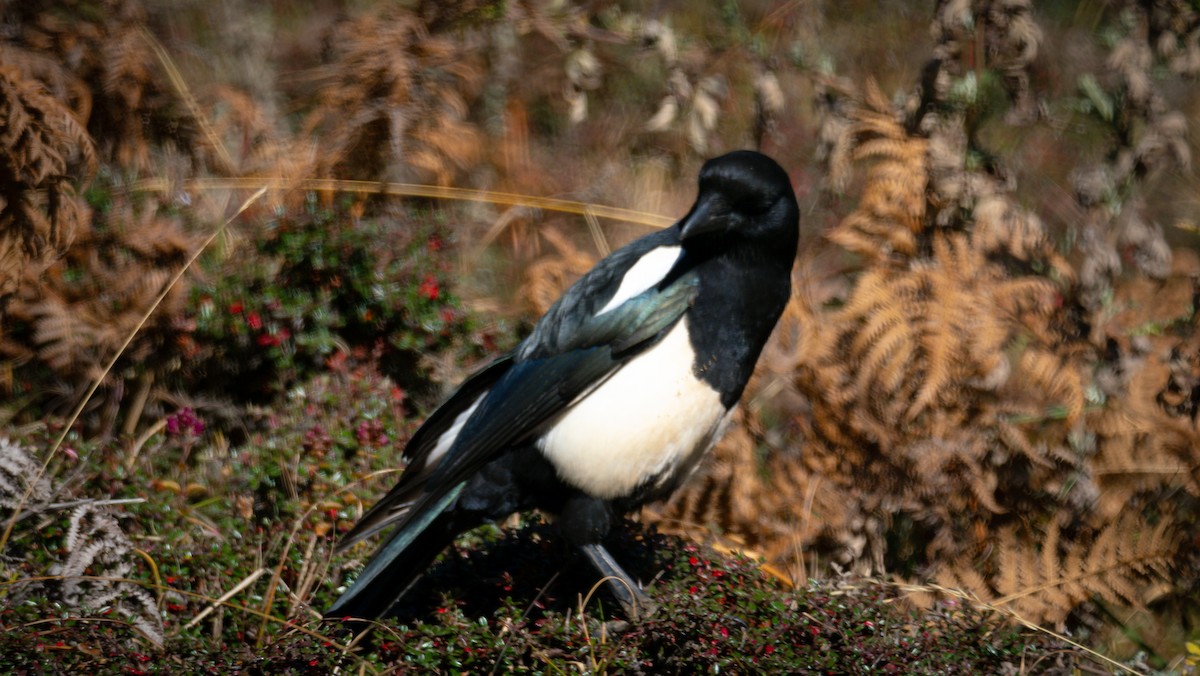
[{"left": 326, "top": 150, "right": 799, "bottom": 623}]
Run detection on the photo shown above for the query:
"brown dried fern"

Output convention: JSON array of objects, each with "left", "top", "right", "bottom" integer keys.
[
  {"left": 940, "top": 514, "right": 1179, "bottom": 629},
  {"left": 823, "top": 85, "right": 927, "bottom": 261},
  {"left": 521, "top": 227, "right": 597, "bottom": 316},
  {"left": 1088, "top": 271, "right": 1200, "bottom": 521},
  {"left": 303, "top": 8, "right": 484, "bottom": 185},
  {"left": 782, "top": 3, "right": 1100, "bottom": 591},
  {"left": 0, "top": 62, "right": 95, "bottom": 315},
  {"left": 2, "top": 194, "right": 200, "bottom": 426},
  {"left": 12, "top": 0, "right": 184, "bottom": 172}
]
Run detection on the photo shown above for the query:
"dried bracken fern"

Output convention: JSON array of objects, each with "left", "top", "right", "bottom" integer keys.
[
  {"left": 0, "top": 62, "right": 95, "bottom": 314},
  {"left": 1, "top": 194, "right": 200, "bottom": 430},
  {"left": 521, "top": 227, "right": 597, "bottom": 315},
  {"left": 803, "top": 94, "right": 1076, "bottom": 451},
  {"left": 10, "top": 0, "right": 185, "bottom": 172},
  {"left": 2, "top": 437, "right": 161, "bottom": 646},
  {"left": 789, "top": 1, "right": 1192, "bottom": 630},
  {"left": 939, "top": 513, "right": 1179, "bottom": 629},
  {"left": 303, "top": 7, "right": 484, "bottom": 185},
  {"left": 664, "top": 1, "right": 1191, "bottom": 630},
  {"left": 54, "top": 504, "right": 164, "bottom": 646},
  {"left": 823, "top": 85, "right": 927, "bottom": 260},
  {"left": 0, "top": 437, "right": 53, "bottom": 511},
  {"left": 1088, "top": 267, "right": 1200, "bottom": 523}
]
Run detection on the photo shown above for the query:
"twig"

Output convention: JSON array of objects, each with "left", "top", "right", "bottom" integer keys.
[
  {"left": 120, "top": 371, "right": 155, "bottom": 439},
  {"left": 124, "top": 417, "right": 167, "bottom": 471},
  {"left": 47, "top": 497, "right": 146, "bottom": 511},
  {"left": 183, "top": 567, "right": 268, "bottom": 630},
  {"left": 15, "top": 497, "right": 147, "bottom": 520}
]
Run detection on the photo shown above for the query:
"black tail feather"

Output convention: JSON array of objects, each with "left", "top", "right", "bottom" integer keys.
[{"left": 325, "top": 490, "right": 475, "bottom": 622}]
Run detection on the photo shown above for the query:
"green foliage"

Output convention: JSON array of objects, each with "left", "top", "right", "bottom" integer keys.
[{"left": 185, "top": 200, "right": 477, "bottom": 401}]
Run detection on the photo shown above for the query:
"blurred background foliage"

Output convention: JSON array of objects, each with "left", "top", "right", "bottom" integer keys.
[{"left": 1, "top": 0, "right": 1198, "bottom": 671}]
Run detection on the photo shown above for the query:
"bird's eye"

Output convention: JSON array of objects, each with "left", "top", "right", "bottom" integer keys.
[{"left": 734, "top": 193, "right": 772, "bottom": 216}]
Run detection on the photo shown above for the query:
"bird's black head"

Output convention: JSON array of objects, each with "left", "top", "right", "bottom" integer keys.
[{"left": 677, "top": 150, "right": 799, "bottom": 248}]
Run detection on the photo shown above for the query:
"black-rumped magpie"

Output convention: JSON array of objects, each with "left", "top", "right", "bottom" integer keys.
[{"left": 326, "top": 150, "right": 799, "bottom": 623}]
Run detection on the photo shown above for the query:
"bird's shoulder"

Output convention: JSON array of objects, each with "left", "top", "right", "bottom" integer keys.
[{"left": 517, "top": 227, "right": 688, "bottom": 359}]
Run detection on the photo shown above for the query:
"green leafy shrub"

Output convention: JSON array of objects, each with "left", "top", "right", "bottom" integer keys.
[
  {"left": 323, "top": 525, "right": 1079, "bottom": 673},
  {"left": 185, "top": 199, "right": 478, "bottom": 402}
]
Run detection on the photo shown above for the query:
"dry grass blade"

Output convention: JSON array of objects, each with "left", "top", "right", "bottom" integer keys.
[
  {"left": 254, "top": 466, "right": 403, "bottom": 649},
  {"left": 137, "top": 27, "right": 235, "bottom": 174},
  {"left": 130, "top": 177, "right": 676, "bottom": 229},
  {"left": 131, "top": 547, "right": 163, "bottom": 609},
  {"left": 184, "top": 567, "right": 268, "bottom": 630},
  {"left": 0, "top": 186, "right": 268, "bottom": 556}
]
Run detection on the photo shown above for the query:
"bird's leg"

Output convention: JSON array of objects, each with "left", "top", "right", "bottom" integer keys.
[{"left": 578, "top": 542, "right": 656, "bottom": 622}]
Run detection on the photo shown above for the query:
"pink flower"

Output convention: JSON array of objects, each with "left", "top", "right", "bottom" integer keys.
[
  {"left": 166, "top": 407, "right": 205, "bottom": 436},
  {"left": 247, "top": 311, "right": 263, "bottom": 330}
]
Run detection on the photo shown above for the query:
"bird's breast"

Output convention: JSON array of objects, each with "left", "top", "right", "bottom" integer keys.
[{"left": 535, "top": 319, "right": 731, "bottom": 500}]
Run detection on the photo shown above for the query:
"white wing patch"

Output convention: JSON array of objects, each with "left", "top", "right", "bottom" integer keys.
[
  {"left": 536, "top": 319, "right": 728, "bottom": 499},
  {"left": 596, "top": 245, "right": 681, "bottom": 316},
  {"left": 426, "top": 394, "right": 485, "bottom": 467}
]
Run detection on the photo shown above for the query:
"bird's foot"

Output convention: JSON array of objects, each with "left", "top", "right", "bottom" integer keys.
[
  {"left": 579, "top": 542, "right": 657, "bottom": 623},
  {"left": 591, "top": 598, "right": 657, "bottom": 638},
  {"left": 616, "top": 593, "right": 657, "bottom": 624}
]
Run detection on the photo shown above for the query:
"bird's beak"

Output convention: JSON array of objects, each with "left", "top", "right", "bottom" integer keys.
[{"left": 678, "top": 193, "right": 727, "bottom": 241}]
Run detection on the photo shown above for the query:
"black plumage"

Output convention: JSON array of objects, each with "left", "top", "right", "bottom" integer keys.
[{"left": 326, "top": 150, "right": 800, "bottom": 623}]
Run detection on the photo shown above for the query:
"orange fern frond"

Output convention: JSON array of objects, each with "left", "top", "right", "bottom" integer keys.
[
  {"left": 990, "top": 515, "right": 1178, "bottom": 627},
  {"left": 1017, "top": 348, "right": 1085, "bottom": 424}
]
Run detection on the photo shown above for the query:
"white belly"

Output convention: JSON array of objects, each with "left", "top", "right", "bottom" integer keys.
[{"left": 536, "top": 320, "right": 731, "bottom": 500}]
